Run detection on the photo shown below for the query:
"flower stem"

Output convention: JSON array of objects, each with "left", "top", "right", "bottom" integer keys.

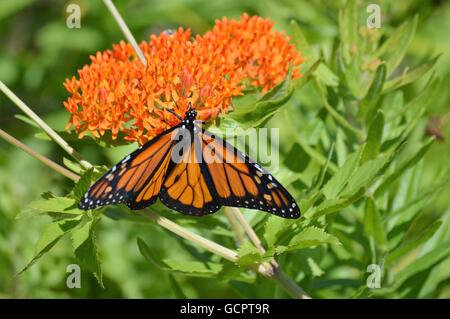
[
  {"left": 223, "top": 208, "right": 246, "bottom": 245},
  {"left": 0, "top": 128, "right": 80, "bottom": 182},
  {"left": 271, "top": 268, "right": 311, "bottom": 299},
  {"left": 0, "top": 80, "right": 92, "bottom": 170},
  {"left": 225, "top": 207, "right": 266, "bottom": 253},
  {"left": 140, "top": 210, "right": 238, "bottom": 262},
  {"left": 103, "top": 0, "right": 147, "bottom": 65}
]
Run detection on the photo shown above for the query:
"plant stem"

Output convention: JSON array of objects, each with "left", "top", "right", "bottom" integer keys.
[
  {"left": 225, "top": 207, "right": 266, "bottom": 253},
  {"left": 271, "top": 268, "right": 311, "bottom": 299},
  {"left": 140, "top": 210, "right": 238, "bottom": 262},
  {"left": 0, "top": 80, "right": 92, "bottom": 170},
  {"left": 0, "top": 129, "right": 81, "bottom": 182},
  {"left": 223, "top": 208, "right": 246, "bottom": 245},
  {"left": 103, "top": 0, "right": 147, "bottom": 65}
]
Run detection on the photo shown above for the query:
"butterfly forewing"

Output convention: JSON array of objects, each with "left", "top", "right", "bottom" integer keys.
[{"left": 79, "top": 126, "right": 179, "bottom": 210}]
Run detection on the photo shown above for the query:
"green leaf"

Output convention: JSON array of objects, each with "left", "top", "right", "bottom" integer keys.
[
  {"left": 361, "top": 110, "right": 385, "bottom": 163},
  {"left": 375, "top": 15, "right": 418, "bottom": 76},
  {"left": 322, "top": 147, "right": 363, "bottom": 199},
  {"left": 360, "top": 64, "right": 387, "bottom": 118},
  {"left": 137, "top": 238, "right": 169, "bottom": 269},
  {"left": 341, "top": 153, "right": 392, "bottom": 196},
  {"left": 0, "top": 0, "right": 33, "bottom": 21},
  {"left": 137, "top": 238, "right": 223, "bottom": 277},
  {"left": 276, "top": 226, "right": 340, "bottom": 253},
  {"left": 14, "top": 114, "right": 39, "bottom": 128},
  {"left": 338, "top": 0, "right": 358, "bottom": 64},
  {"left": 63, "top": 157, "right": 85, "bottom": 175},
  {"left": 375, "top": 138, "right": 434, "bottom": 197},
  {"left": 163, "top": 259, "right": 223, "bottom": 276},
  {"left": 307, "top": 257, "right": 325, "bottom": 277},
  {"left": 393, "top": 241, "right": 450, "bottom": 289},
  {"left": 168, "top": 275, "right": 188, "bottom": 298},
  {"left": 236, "top": 242, "right": 263, "bottom": 267},
  {"left": 71, "top": 216, "right": 103, "bottom": 287},
  {"left": 364, "top": 197, "right": 387, "bottom": 250},
  {"left": 314, "top": 63, "right": 340, "bottom": 87},
  {"left": 403, "top": 76, "right": 440, "bottom": 136},
  {"left": 19, "top": 217, "right": 82, "bottom": 274},
  {"left": 383, "top": 55, "right": 440, "bottom": 93},
  {"left": 290, "top": 19, "right": 313, "bottom": 66},
  {"left": 71, "top": 168, "right": 95, "bottom": 200},
  {"left": 28, "top": 195, "right": 82, "bottom": 215},
  {"left": 309, "top": 189, "right": 364, "bottom": 218},
  {"left": 263, "top": 216, "right": 295, "bottom": 248},
  {"left": 310, "top": 143, "right": 335, "bottom": 192},
  {"left": 387, "top": 221, "right": 442, "bottom": 265},
  {"left": 229, "top": 71, "right": 293, "bottom": 128}
]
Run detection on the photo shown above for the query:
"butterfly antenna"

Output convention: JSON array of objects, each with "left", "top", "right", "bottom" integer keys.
[{"left": 166, "top": 107, "right": 183, "bottom": 121}]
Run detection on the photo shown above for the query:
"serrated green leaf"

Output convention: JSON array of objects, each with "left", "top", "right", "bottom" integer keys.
[
  {"left": 279, "top": 226, "right": 340, "bottom": 252},
  {"left": 263, "top": 216, "right": 294, "bottom": 248},
  {"left": 361, "top": 110, "right": 385, "bottom": 163},
  {"left": 19, "top": 217, "right": 82, "bottom": 274},
  {"left": 375, "top": 15, "right": 418, "bottom": 76},
  {"left": 364, "top": 197, "right": 387, "bottom": 250},
  {"left": 28, "top": 195, "right": 82, "bottom": 215},
  {"left": 383, "top": 55, "right": 440, "bottom": 93},
  {"left": 71, "top": 168, "right": 95, "bottom": 200},
  {"left": 163, "top": 259, "right": 223, "bottom": 276},
  {"left": 322, "top": 147, "right": 363, "bottom": 199},
  {"left": 237, "top": 242, "right": 263, "bottom": 267},
  {"left": 387, "top": 221, "right": 442, "bottom": 265},
  {"left": 71, "top": 217, "right": 103, "bottom": 287}
]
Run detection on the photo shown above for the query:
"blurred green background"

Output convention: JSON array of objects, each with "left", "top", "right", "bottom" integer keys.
[{"left": 0, "top": 0, "right": 449, "bottom": 298}]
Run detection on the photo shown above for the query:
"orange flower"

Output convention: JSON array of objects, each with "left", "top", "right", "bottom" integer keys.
[
  {"left": 64, "top": 14, "right": 302, "bottom": 144},
  {"left": 201, "top": 13, "right": 303, "bottom": 93}
]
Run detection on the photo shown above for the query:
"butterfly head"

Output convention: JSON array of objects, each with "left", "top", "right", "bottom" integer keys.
[{"left": 182, "top": 108, "right": 197, "bottom": 124}]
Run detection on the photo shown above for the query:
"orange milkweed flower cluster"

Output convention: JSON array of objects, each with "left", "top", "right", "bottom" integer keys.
[{"left": 63, "top": 14, "right": 303, "bottom": 145}]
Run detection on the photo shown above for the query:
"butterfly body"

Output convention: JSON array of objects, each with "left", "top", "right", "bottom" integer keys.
[{"left": 79, "top": 108, "right": 300, "bottom": 219}]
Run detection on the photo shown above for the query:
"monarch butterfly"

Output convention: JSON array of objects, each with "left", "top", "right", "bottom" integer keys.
[{"left": 79, "top": 106, "right": 300, "bottom": 219}]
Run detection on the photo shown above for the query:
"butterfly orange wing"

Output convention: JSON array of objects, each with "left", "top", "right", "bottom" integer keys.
[
  {"left": 200, "top": 129, "right": 300, "bottom": 219},
  {"left": 159, "top": 132, "right": 220, "bottom": 216},
  {"left": 79, "top": 126, "right": 179, "bottom": 210}
]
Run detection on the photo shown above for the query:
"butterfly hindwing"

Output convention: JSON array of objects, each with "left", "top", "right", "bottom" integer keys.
[
  {"left": 200, "top": 129, "right": 300, "bottom": 219},
  {"left": 159, "top": 130, "right": 221, "bottom": 216}
]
